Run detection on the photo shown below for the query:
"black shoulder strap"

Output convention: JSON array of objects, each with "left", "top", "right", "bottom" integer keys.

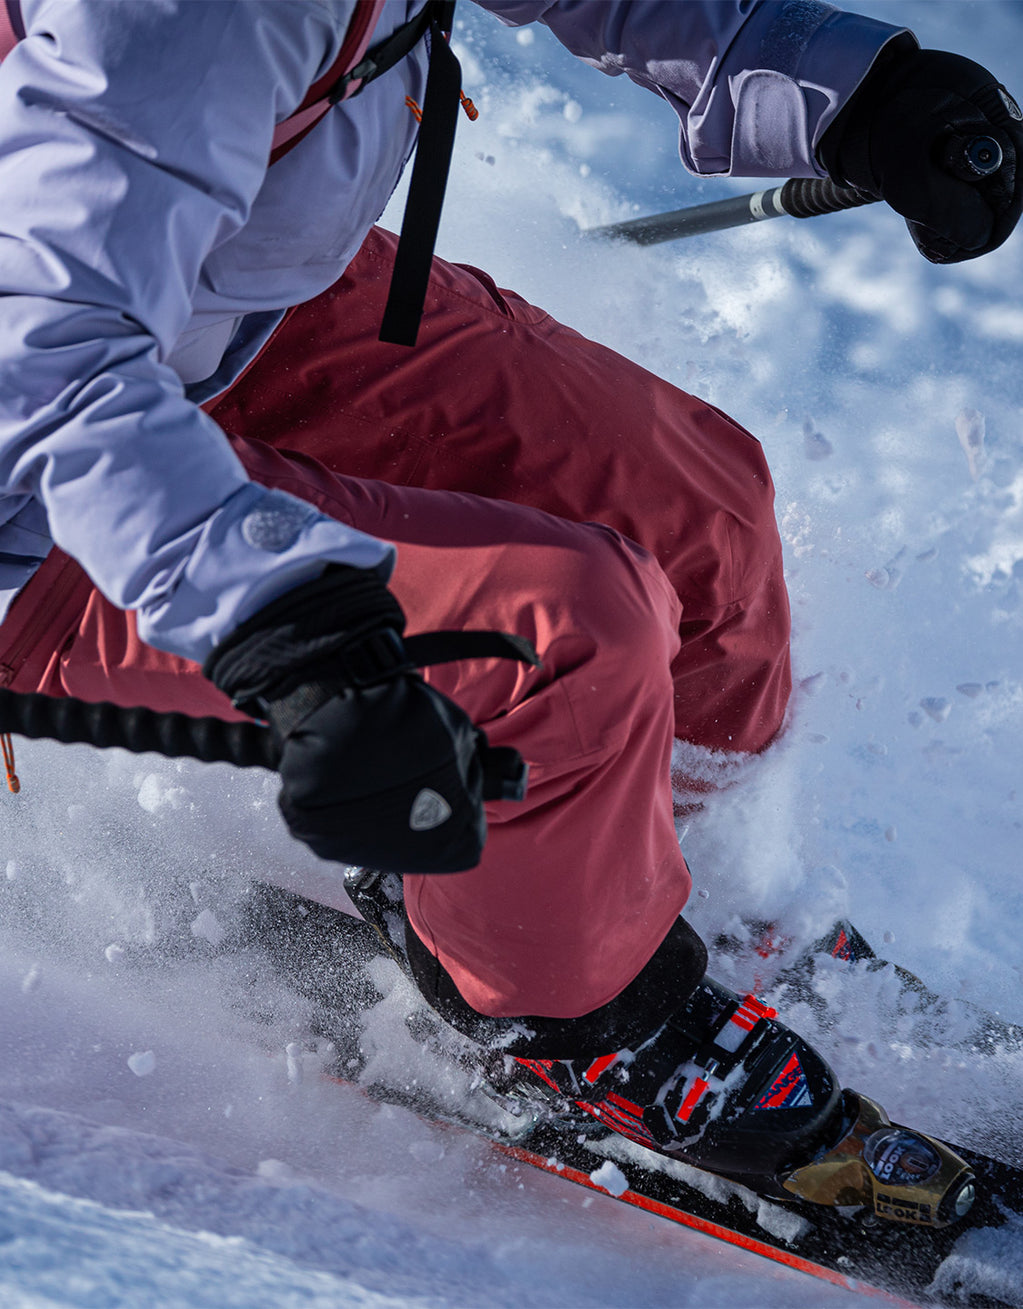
[
  {"left": 286, "top": 0, "right": 465, "bottom": 350},
  {"left": 329, "top": 1, "right": 439, "bottom": 106},
  {"left": 377, "top": 0, "right": 462, "bottom": 347}
]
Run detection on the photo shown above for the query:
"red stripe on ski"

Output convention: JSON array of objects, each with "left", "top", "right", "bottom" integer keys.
[{"left": 492, "top": 1141, "right": 923, "bottom": 1308}]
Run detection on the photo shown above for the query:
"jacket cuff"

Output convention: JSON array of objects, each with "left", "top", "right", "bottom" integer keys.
[
  {"left": 676, "top": 6, "right": 912, "bottom": 179},
  {"left": 136, "top": 484, "right": 395, "bottom": 663}
]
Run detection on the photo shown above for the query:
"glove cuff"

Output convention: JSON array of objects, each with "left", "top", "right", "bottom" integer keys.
[
  {"left": 204, "top": 564, "right": 406, "bottom": 713},
  {"left": 817, "top": 33, "right": 917, "bottom": 190}
]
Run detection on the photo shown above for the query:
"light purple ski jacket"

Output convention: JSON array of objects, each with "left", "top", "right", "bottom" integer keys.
[{"left": 0, "top": 0, "right": 905, "bottom": 664}]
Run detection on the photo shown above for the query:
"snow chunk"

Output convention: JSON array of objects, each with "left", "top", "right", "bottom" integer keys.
[
  {"left": 920, "top": 697, "right": 952, "bottom": 723},
  {"left": 285, "top": 1043, "right": 304, "bottom": 1086},
  {"left": 21, "top": 964, "right": 41, "bottom": 994},
  {"left": 255, "top": 1158, "right": 302, "bottom": 1183},
  {"left": 754, "top": 1196, "right": 808, "bottom": 1242},
  {"left": 409, "top": 1137, "right": 446, "bottom": 1166},
  {"left": 802, "top": 419, "right": 833, "bottom": 461},
  {"left": 931, "top": 1220, "right": 1023, "bottom": 1305},
  {"left": 190, "top": 909, "right": 225, "bottom": 948},
  {"left": 127, "top": 1051, "right": 156, "bottom": 1078},
  {"left": 956, "top": 408, "right": 985, "bottom": 479},
  {"left": 136, "top": 773, "right": 187, "bottom": 813},
  {"left": 589, "top": 1160, "right": 629, "bottom": 1197}
]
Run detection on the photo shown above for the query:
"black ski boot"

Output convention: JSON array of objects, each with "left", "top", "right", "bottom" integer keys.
[
  {"left": 503, "top": 979, "right": 842, "bottom": 1190},
  {"left": 340, "top": 868, "right": 976, "bottom": 1228},
  {"left": 500, "top": 975, "right": 976, "bottom": 1227}
]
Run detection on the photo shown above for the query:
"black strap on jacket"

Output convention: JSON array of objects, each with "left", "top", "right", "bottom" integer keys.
[
  {"left": 328, "top": 1, "right": 439, "bottom": 105},
  {"left": 326, "top": 0, "right": 463, "bottom": 348},
  {"left": 377, "top": 1, "right": 461, "bottom": 347}
]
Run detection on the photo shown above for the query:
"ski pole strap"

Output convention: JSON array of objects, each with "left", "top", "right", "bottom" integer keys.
[
  {"left": 403, "top": 628, "right": 541, "bottom": 671},
  {"left": 378, "top": 0, "right": 461, "bottom": 346},
  {"left": 259, "top": 626, "right": 539, "bottom": 738}
]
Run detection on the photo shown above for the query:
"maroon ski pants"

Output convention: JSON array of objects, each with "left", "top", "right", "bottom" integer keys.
[{"left": 0, "top": 228, "right": 790, "bottom": 1019}]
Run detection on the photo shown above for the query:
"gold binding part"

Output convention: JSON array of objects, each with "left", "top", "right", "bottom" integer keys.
[{"left": 780, "top": 1091, "right": 976, "bottom": 1228}]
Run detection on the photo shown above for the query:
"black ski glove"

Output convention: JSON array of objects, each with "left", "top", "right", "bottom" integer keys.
[
  {"left": 204, "top": 565, "right": 533, "bottom": 874},
  {"left": 818, "top": 40, "right": 1023, "bottom": 263}
]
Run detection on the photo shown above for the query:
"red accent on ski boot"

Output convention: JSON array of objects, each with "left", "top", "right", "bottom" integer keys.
[{"left": 505, "top": 977, "right": 844, "bottom": 1195}]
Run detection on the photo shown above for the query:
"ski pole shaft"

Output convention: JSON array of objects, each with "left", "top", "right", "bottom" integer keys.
[
  {"left": 586, "top": 177, "right": 874, "bottom": 246},
  {"left": 588, "top": 134, "right": 1003, "bottom": 246}
]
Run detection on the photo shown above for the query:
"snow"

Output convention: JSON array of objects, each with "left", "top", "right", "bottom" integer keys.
[
  {"left": 2, "top": 1, "right": 1023, "bottom": 1304},
  {"left": 588, "top": 1160, "right": 629, "bottom": 1198}
]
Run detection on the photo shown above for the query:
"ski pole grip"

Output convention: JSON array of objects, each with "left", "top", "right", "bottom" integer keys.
[
  {"left": 0, "top": 687, "right": 279, "bottom": 770},
  {"left": 777, "top": 177, "right": 876, "bottom": 219}
]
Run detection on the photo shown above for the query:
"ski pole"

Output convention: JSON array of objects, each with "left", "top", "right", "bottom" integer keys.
[
  {"left": 0, "top": 624, "right": 539, "bottom": 780},
  {"left": 587, "top": 134, "right": 1004, "bottom": 246},
  {"left": 587, "top": 177, "right": 873, "bottom": 245}
]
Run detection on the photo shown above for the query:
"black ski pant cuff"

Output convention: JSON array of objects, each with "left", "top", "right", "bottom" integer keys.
[{"left": 405, "top": 912, "right": 708, "bottom": 1061}]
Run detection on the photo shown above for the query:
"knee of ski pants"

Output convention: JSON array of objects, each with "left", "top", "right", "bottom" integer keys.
[
  {"left": 405, "top": 519, "right": 686, "bottom": 770},
  {"left": 219, "top": 431, "right": 687, "bottom": 763},
  {"left": 402, "top": 521, "right": 690, "bottom": 1022}
]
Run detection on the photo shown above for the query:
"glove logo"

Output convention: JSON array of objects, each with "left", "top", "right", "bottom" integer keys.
[
  {"left": 998, "top": 86, "right": 1022, "bottom": 122},
  {"left": 409, "top": 788, "right": 452, "bottom": 831}
]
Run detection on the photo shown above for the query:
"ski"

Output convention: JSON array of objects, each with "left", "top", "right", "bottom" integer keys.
[
  {"left": 486, "top": 1111, "right": 1023, "bottom": 1308},
  {"left": 251, "top": 881, "right": 1023, "bottom": 1308},
  {"left": 322, "top": 1033, "right": 1023, "bottom": 1308},
  {"left": 325, "top": 1039, "right": 1022, "bottom": 1308}
]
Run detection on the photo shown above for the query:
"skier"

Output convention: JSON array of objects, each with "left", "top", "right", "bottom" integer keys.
[{"left": 0, "top": 0, "right": 1019, "bottom": 1202}]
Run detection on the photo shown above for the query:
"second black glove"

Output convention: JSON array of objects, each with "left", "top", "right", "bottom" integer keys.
[{"left": 819, "top": 41, "right": 1022, "bottom": 263}]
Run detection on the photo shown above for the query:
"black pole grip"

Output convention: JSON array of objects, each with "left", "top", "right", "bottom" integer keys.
[
  {"left": 777, "top": 177, "right": 876, "bottom": 219},
  {"left": 0, "top": 688, "right": 279, "bottom": 770}
]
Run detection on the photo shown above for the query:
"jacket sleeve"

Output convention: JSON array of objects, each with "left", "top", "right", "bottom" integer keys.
[
  {"left": 0, "top": 0, "right": 394, "bottom": 664},
  {"left": 473, "top": 0, "right": 910, "bottom": 178}
]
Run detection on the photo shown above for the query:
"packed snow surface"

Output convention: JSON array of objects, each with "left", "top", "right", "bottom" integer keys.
[{"left": 2, "top": 2, "right": 1023, "bottom": 1304}]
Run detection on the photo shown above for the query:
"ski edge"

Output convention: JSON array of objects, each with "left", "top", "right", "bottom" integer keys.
[{"left": 493, "top": 1138, "right": 925, "bottom": 1309}]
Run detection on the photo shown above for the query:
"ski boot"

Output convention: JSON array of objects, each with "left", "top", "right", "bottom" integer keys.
[
  {"left": 501, "top": 977, "right": 976, "bottom": 1228},
  {"left": 340, "top": 869, "right": 976, "bottom": 1228}
]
